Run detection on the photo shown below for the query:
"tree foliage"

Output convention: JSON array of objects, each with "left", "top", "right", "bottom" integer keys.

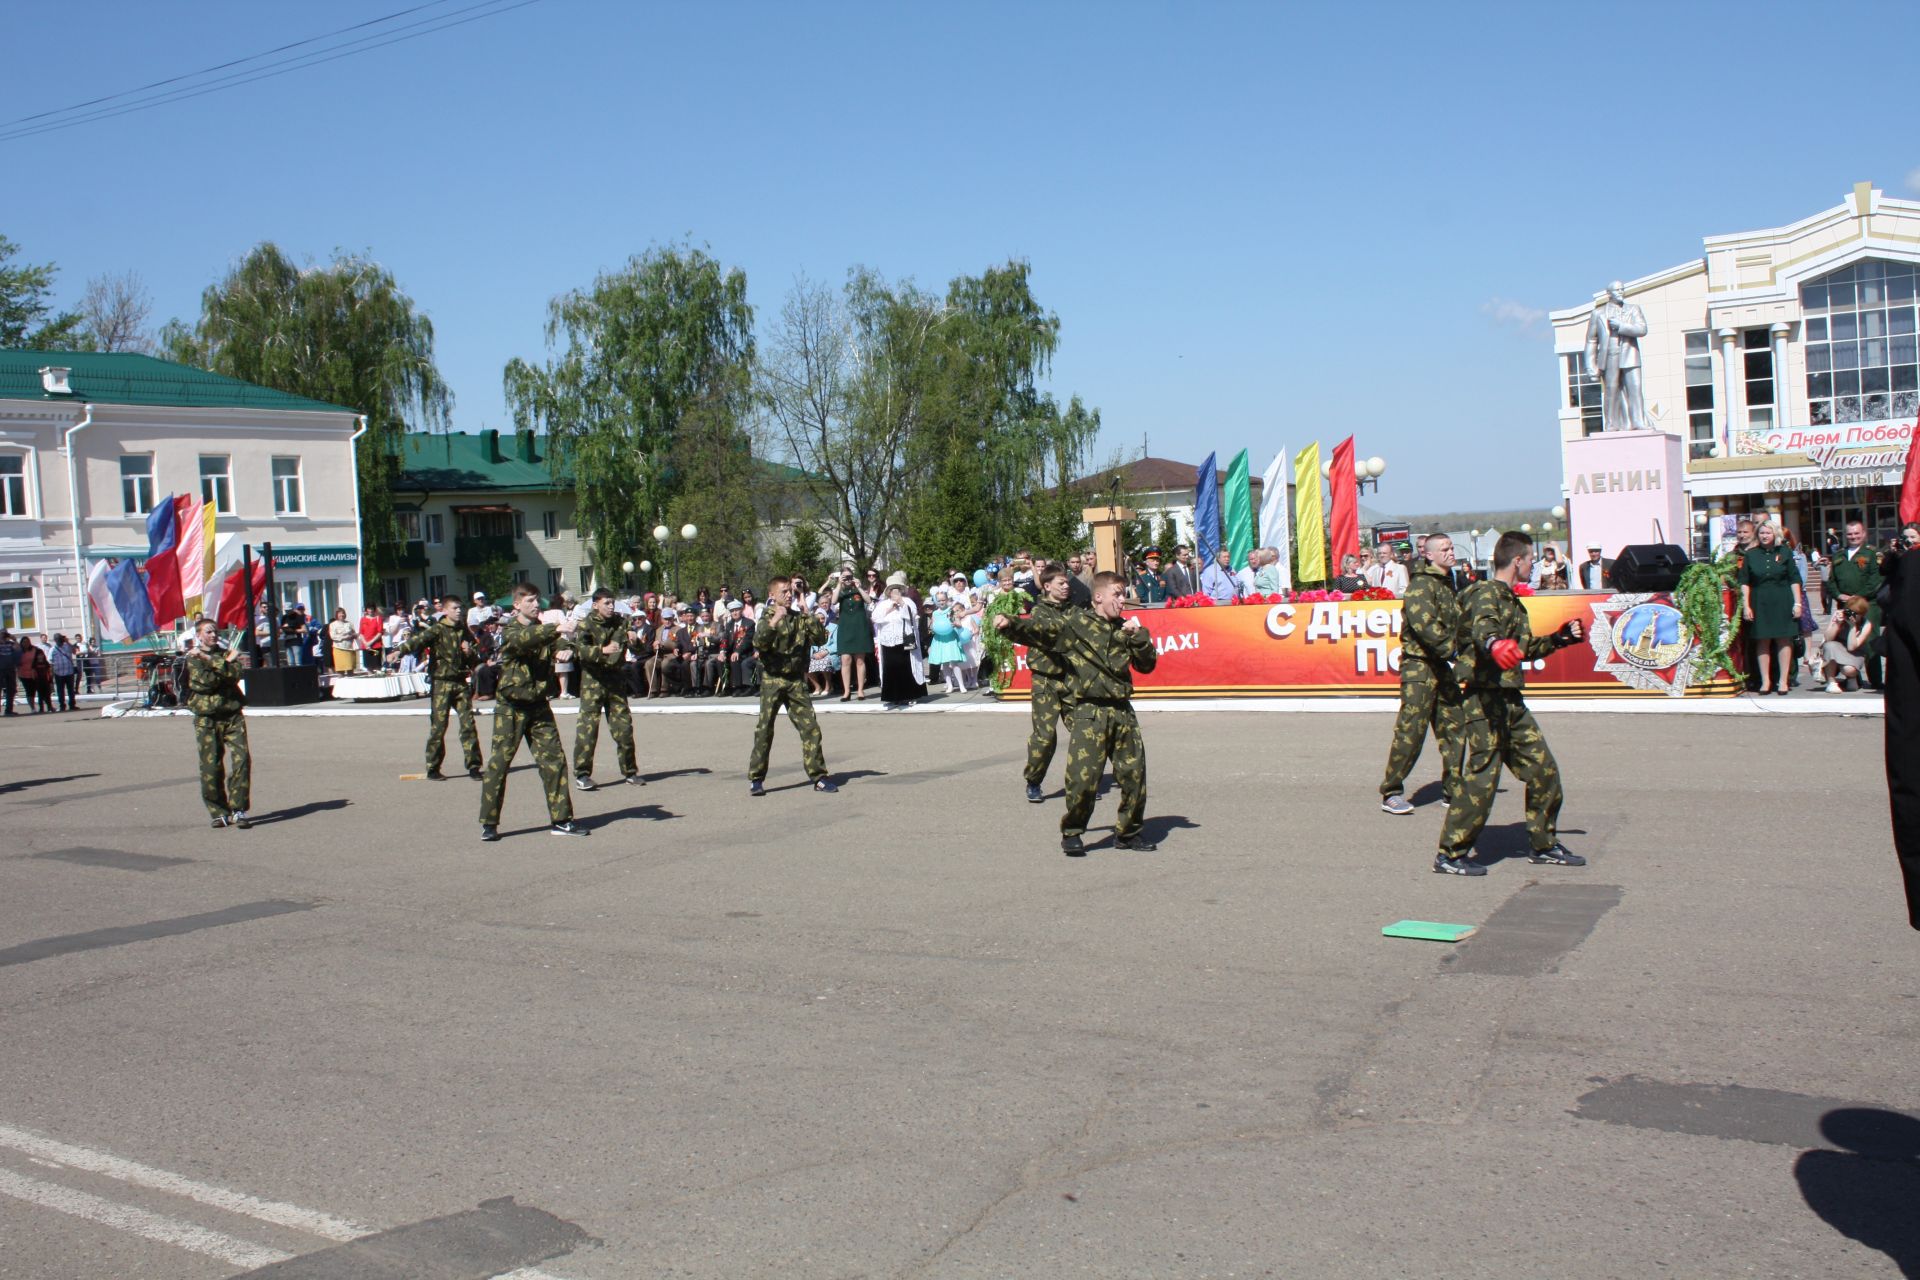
[
  {"left": 506, "top": 244, "right": 754, "bottom": 585},
  {"left": 78, "top": 270, "right": 154, "bottom": 353},
  {"left": 773, "top": 520, "right": 830, "bottom": 585},
  {"left": 162, "top": 244, "right": 450, "bottom": 588},
  {"left": 0, "top": 234, "right": 83, "bottom": 348}
]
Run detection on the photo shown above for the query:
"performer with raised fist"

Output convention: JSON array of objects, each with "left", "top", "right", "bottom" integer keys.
[
  {"left": 747, "top": 576, "right": 837, "bottom": 797},
  {"left": 1017, "top": 564, "right": 1075, "bottom": 804},
  {"left": 572, "top": 588, "right": 643, "bottom": 791},
  {"left": 398, "top": 594, "right": 483, "bottom": 780},
  {"left": 479, "top": 583, "right": 587, "bottom": 842},
  {"left": 186, "top": 617, "right": 252, "bottom": 829},
  {"left": 1433, "top": 530, "right": 1586, "bottom": 876}
]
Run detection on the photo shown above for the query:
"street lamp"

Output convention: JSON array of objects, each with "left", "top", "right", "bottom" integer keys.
[
  {"left": 653, "top": 523, "right": 697, "bottom": 595},
  {"left": 1551, "top": 504, "right": 1567, "bottom": 521},
  {"left": 1358, "top": 455, "right": 1386, "bottom": 495},
  {"left": 1468, "top": 528, "right": 1484, "bottom": 570}
]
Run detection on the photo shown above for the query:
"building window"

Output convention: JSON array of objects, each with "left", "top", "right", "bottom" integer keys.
[
  {"left": 422, "top": 513, "right": 442, "bottom": 545},
  {"left": 543, "top": 510, "right": 559, "bottom": 539},
  {"left": 547, "top": 567, "right": 564, "bottom": 596},
  {"left": 120, "top": 454, "right": 155, "bottom": 515},
  {"left": 382, "top": 577, "right": 412, "bottom": 608},
  {"left": 427, "top": 574, "right": 447, "bottom": 599},
  {"left": 1563, "top": 355, "right": 1603, "bottom": 435},
  {"left": 513, "top": 511, "right": 526, "bottom": 540},
  {"left": 397, "top": 511, "right": 421, "bottom": 540},
  {"left": 197, "top": 454, "right": 234, "bottom": 514},
  {"left": 1684, "top": 331, "right": 1716, "bottom": 459},
  {"left": 578, "top": 565, "right": 593, "bottom": 592},
  {"left": 396, "top": 511, "right": 443, "bottom": 544},
  {"left": 1742, "top": 329, "right": 1774, "bottom": 429},
  {"left": 0, "top": 584, "right": 34, "bottom": 630},
  {"left": 1802, "top": 258, "right": 1919, "bottom": 426},
  {"left": 0, "top": 454, "right": 26, "bottom": 516},
  {"left": 271, "top": 457, "right": 304, "bottom": 514}
]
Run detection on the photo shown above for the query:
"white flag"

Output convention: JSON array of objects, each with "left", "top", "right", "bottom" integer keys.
[{"left": 1259, "top": 446, "right": 1292, "bottom": 591}]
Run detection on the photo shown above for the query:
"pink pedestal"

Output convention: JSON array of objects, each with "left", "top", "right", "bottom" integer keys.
[{"left": 1563, "top": 430, "right": 1688, "bottom": 559}]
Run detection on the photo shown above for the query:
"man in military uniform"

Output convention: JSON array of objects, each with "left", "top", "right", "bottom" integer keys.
[
  {"left": 185, "top": 617, "right": 252, "bottom": 829},
  {"left": 572, "top": 588, "right": 644, "bottom": 791},
  {"left": 747, "top": 576, "right": 838, "bottom": 796},
  {"left": 398, "top": 594, "right": 483, "bottom": 780},
  {"left": 1380, "top": 534, "right": 1465, "bottom": 815},
  {"left": 1829, "top": 519, "right": 1884, "bottom": 688},
  {"left": 1434, "top": 531, "right": 1586, "bottom": 876},
  {"left": 479, "top": 582, "right": 587, "bottom": 841},
  {"left": 997, "top": 570, "right": 1158, "bottom": 855},
  {"left": 1132, "top": 551, "right": 1169, "bottom": 605},
  {"left": 1016, "top": 566, "right": 1076, "bottom": 804}
]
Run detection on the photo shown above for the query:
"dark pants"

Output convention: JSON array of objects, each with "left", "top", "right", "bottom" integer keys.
[
  {"left": 730, "top": 654, "right": 757, "bottom": 692},
  {"left": 54, "top": 673, "right": 77, "bottom": 710},
  {"left": 23, "top": 679, "right": 50, "bottom": 712},
  {"left": 0, "top": 670, "right": 14, "bottom": 714}
]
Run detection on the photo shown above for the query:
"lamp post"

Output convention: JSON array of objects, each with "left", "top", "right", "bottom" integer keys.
[
  {"left": 621, "top": 559, "right": 635, "bottom": 592},
  {"left": 1358, "top": 455, "right": 1386, "bottom": 495},
  {"left": 652, "top": 523, "right": 698, "bottom": 596},
  {"left": 1468, "top": 528, "right": 1484, "bottom": 572}
]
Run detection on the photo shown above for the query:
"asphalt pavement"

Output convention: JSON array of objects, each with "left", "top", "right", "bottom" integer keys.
[{"left": 0, "top": 704, "right": 1914, "bottom": 1278}]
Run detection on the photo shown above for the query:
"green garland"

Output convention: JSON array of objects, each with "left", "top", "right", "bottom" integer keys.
[
  {"left": 980, "top": 589, "right": 1032, "bottom": 693},
  {"left": 1672, "top": 553, "right": 1743, "bottom": 684}
]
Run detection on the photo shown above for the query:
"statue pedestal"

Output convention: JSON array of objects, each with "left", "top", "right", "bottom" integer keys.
[
  {"left": 1082, "top": 506, "right": 1135, "bottom": 575},
  {"left": 1563, "top": 430, "right": 1687, "bottom": 559}
]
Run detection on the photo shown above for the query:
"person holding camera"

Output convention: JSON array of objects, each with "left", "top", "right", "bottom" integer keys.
[
  {"left": 830, "top": 565, "right": 874, "bottom": 702},
  {"left": 186, "top": 617, "right": 252, "bottom": 829}
]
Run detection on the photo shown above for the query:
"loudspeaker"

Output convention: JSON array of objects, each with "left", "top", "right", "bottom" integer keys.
[
  {"left": 242, "top": 665, "right": 321, "bottom": 707},
  {"left": 1611, "top": 543, "right": 1690, "bottom": 592}
]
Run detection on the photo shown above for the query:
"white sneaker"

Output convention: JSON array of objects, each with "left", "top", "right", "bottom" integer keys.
[{"left": 1826, "top": 680, "right": 1842, "bottom": 693}]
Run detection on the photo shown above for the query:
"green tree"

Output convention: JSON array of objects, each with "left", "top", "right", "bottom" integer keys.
[
  {"left": 162, "top": 244, "right": 450, "bottom": 589},
  {"left": 899, "top": 441, "right": 995, "bottom": 584},
  {"left": 773, "top": 520, "right": 830, "bottom": 584},
  {"left": 505, "top": 244, "right": 755, "bottom": 584},
  {"left": 663, "top": 389, "right": 761, "bottom": 595},
  {"left": 0, "top": 234, "right": 83, "bottom": 348}
]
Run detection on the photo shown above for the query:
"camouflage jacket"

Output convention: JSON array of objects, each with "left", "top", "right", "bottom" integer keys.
[
  {"left": 1399, "top": 560, "right": 1463, "bottom": 669},
  {"left": 1006, "top": 608, "right": 1157, "bottom": 703},
  {"left": 494, "top": 615, "right": 563, "bottom": 704},
  {"left": 397, "top": 617, "right": 479, "bottom": 682},
  {"left": 1012, "top": 596, "right": 1070, "bottom": 680},
  {"left": 572, "top": 612, "right": 630, "bottom": 689},
  {"left": 1455, "top": 579, "right": 1565, "bottom": 691},
  {"left": 185, "top": 648, "right": 246, "bottom": 717},
  {"left": 754, "top": 607, "right": 825, "bottom": 680}
]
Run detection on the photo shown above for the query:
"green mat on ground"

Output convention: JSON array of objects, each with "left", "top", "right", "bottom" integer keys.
[{"left": 1381, "top": 919, "right": 1478, "bottom": 942}]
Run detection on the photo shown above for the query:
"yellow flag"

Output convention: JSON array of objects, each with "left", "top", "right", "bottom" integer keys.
[{"left": 1293, "top": 443, "right": 1325, "bottom": 583}]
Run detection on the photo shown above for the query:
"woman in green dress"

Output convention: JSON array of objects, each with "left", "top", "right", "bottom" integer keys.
[
  {"left": 831, "top": 564, "right": 875, "bottom": 702},
  {"left": 1739, "top": 521, "right": 1804, "bottom": 695}
]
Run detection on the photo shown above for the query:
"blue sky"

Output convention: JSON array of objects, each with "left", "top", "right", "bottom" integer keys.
[{"left": 6, "top": 0, "right": 1916, "bottom": 513}]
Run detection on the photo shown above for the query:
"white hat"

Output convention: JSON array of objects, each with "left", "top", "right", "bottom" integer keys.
[
  {"left": 473, "top": 591, "right": 487, "bottom": 600},
  {"left": 1586, "top": 542, "right": 1602, "bottom": 551}
]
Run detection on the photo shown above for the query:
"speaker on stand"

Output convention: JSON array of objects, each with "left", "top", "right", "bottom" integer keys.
[{"left": 1610, "top": 543, "right": 1690, "bottom": 592}]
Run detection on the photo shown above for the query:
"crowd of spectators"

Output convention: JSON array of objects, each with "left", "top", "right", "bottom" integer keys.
[{"left": 0, "top": 630, "right": 103, "bottom": 715}]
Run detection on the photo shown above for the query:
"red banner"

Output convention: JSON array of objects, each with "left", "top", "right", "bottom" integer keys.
[{"left": 1001, "top": 592, "right": 1741, "bottom": 699}]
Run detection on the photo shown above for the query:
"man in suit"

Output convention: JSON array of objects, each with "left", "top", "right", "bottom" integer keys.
[
  {"left": 1164, "top": 545, "right": 1196, "bottom": 599},
  {"left": 1585, "top": 280, "right": 1650, "bottom": 432},
  {"left": 646, "top": 614, "right": 691, "bottom": 696},
  {"left": 1575, "top": 543, "right": 1611, "bottom": 591}
]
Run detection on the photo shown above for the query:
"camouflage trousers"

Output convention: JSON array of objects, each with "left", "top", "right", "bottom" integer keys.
[
  {"left": 1437, "top": 689, "right": 1563, "bottom": 857},
  {"left": 1061, "top": 702, "right": 1147, "bottom": 840},
  {"left": 1024, "top": 673, "right": 1071, "bottom": 786},
  {"left": 748, "top": 675, "right": 827, "bottom": 782},
  {"left": 1379, "top": 660, "right": 1463, "bottom": 800},
  {"left": 479, "top": 697, "right": 573, "bottom": 826},
  {"left": 425, "top": 679, "right": 481, "bottom": 773},
  {"left": 194, "top": 712, "right": 251, "bottom": 819},
  {"left": 574, "top": 678, "right": 636, "bottom": 779}
]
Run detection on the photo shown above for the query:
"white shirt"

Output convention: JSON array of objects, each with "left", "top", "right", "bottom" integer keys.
[
  {"left": 1365, "top": 561, "right": 1409, "bottom": 595},
  {"left": 1577, "top": 559, "right": 1607, "bottom": 589},
  {"left": 1235, "top": 567, "right": 1258, "bottom": 596},
  {"left": 466, "top": 604, "right": 495, "bottom": 627},
  {"left": 872, "top": 596, "right": 919, "bottom": 646}
]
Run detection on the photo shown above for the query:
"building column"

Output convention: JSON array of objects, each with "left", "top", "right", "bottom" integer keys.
[
  {"left": 1769, "top": 321, "right": 1792, "bottom": 436},
  {"left": 1716, "top": 327, "right": 1739, "bottom": 454}
]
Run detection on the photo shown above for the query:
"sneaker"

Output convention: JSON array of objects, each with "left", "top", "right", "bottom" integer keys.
[
  {"left": 1115, "top": 834, "right": 1158, "bottom": 851},
  {"left": 479, "top": 824, "right": 500, "bottom": 842},
  {"left": 210, "top": 815, "right": 229, "bottom": 829},
  {"left": 1439, "top": 796, "right": 1451, "bottom": 809},
  {"left": 574, "top": 775, "right": 597, "bottom": 792},
  {"left": 549, "top": 820, "right": 590, "bottom": 838},
  {"left": 231, "top": 811, "right": 252, "bottom": 830},
  {"left": 1826, "top": 680, "right": 1842, "bottom": 693},
  {"left": 468, "top": 766, "right": 484, "bottom": 780},
  {"left": 1026, "top": 783, "right": 1044, "bottom": 804},
  {"left": 1528, "top": 842, "right": 1586, "bottom": 866},
  {"left": 425, "top": 769, "right": 446, "bottom": 781},
  {"left": 813, "top": 778, "right": 838, "bottom": 793},
  {"left": 1380, "top": 794, "right": 1415, "bottom": 816},
  {"left": 623, "top": 773, "right": 646, "bottom": 787},
  {"left": 749, "top": 780, "right": 765, "bottom": 797},
  {"left": 1432, "top": 853, "right": 1486, "bottom": 876},
  {"left": 1062, "top": 834, "right": 1087, "bottom": 857}
]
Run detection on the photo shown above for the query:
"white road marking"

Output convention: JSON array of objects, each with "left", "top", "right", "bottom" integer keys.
[
  {"left": 0, "top": 1123, "right": 577, "bottom": 1278},
  {"left": 0, "top": 1166, "right": 291, "bottom": 1269}
]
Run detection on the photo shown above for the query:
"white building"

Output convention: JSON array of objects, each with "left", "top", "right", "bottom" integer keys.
[
  {"left": 1550, "top": 182, "right": 1920, "bottom": 554},
  {"left": 0, "top": 350, "right": 367, "bottom": 641}
]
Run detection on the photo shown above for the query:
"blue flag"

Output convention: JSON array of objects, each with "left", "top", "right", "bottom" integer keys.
[
  {"left": 1193, "top": 452, "right": 1221, "bottom": 565},
  {"left": 107, "top": 559, "right": 157, "bottom": 641}
]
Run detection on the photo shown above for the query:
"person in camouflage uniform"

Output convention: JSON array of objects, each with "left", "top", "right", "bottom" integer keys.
[
  {"left": 1019, "top": 565, "right": 1077, "bottom": 803},
  {"left": 998, "top": 570, "right": 1158, "bottom": 855},
  {"left": 747, "top": 577, "right": 837, "bottom": 795},
  {"left": 185, "top": 617, "right": 252, "bottom": 828},
  {"left": 479, "top": 583, "right": 588, "bottom": 841},
  {"left": 398, "top": 594, "right": 483, "bottom": 779},
  {"left": 1433, "top": 531, "right": 1587, "bottom": 876},
  {"left": 572, "top": 588, "right": 643, "bottom": 790},
  {"left": 1380, "top": 534, "right": 1465, "bottom": 814}
]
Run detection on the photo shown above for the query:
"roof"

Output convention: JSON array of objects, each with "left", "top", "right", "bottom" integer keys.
[
  {"left": 0, "top": 349, "right": 354, "bottom": 413},
  {"left": 400, "top": 430, "right": 567, "bottom": 492},
  {"left": 1066, "top": 455, "right": 1268, "bottom": 496}
]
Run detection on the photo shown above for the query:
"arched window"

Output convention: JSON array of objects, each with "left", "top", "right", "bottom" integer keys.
[{"left": 1800, "top": 258, "right": 1920, "bottom": 425}]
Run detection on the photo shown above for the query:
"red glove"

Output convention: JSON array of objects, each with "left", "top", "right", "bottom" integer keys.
[{"left": 1489, "top": 638, "right": 1524, "bottom": 670}]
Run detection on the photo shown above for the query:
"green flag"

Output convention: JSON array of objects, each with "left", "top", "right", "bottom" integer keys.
[{"left": 1223, "top": 448, "right": 1254, "bottom": 572}]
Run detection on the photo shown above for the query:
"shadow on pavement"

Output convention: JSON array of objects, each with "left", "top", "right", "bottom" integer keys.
[
  {"left": 0, "top": 773, "right": 100, "bottom": 796},
  {"left": 1140, "top": 814, "right": 1200, "bottom": 845},
  {"left": 641, "top": 767, "right": 712, "bottom": 783},
  {"left": 587, "top": 804, "right": 676, "bottom": 827},
  {"left": 1795, "top": 1108, "right": 1920, "bottom": 1278},
  {"left": 248, "top": 799, "right": 352, "bottom": 826}
]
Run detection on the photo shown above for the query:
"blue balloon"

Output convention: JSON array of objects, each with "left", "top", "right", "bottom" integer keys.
[{"left": 973, "top": 569, "right": 990, "bottom": 587}]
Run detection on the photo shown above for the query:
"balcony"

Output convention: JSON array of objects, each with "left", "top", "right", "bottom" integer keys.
[
  {"left": 454, "top": 533, "right": 516, "bottom": 565},
  {"left": 393, "top": 540, "right": 429, "bottom": 569}
]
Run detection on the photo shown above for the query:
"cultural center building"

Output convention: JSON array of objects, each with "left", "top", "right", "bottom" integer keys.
[{"left": 1550, "top": 182, "right": 1918, "bottom": 554}]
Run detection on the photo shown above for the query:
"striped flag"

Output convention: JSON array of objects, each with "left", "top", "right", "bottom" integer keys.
[{"left": 87, "top": 560, "right": 157, "bottom": 643}]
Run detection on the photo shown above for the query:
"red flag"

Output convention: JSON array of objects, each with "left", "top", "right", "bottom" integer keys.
[
  {"left": 1900, "top": 422, "right": 1920, "bottom": 526},
  {"left": 214, "top": 558, "right": 267, "bottom": 629},
  {"left": 143, "top": 495, "right": 185, "bottom": 628},
  {"left": 174, "top": 493, "right": 207, "bottom": 607},
  {"left": 1328, "top": 436, "right": 1359, "bottom": 572}
]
